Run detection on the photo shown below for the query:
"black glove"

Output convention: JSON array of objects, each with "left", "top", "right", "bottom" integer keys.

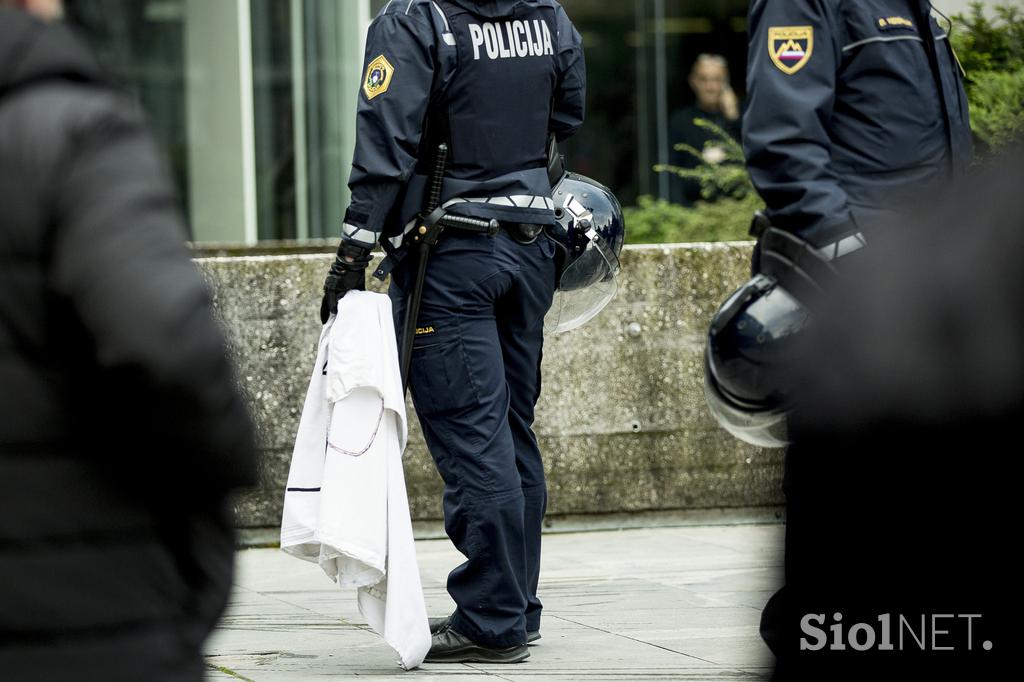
[{"left": 320, "top": 242, "right": 372, "bottom": 324}]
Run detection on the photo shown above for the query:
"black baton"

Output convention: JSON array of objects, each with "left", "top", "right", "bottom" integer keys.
[
  {"left": 400, "top": 143, "right": 447, "bottom": 393},
  {"left": 400, "top": 145, "right": 498, "bottom": 394}
]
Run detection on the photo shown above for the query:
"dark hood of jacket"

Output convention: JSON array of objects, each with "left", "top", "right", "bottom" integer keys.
[
  {"left": 0, "top": 8, "right": 104, "bottom": 99},
  {"left": 445, "top": 0, "right": 542, "bottom": 20}
]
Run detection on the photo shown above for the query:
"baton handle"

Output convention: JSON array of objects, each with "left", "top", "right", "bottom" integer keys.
[
  {"left": 426, "top": 143, "right": 448, "bottom": 213},
  {"left": 438, "top": 215, "right": 500, "bottom": 235}
]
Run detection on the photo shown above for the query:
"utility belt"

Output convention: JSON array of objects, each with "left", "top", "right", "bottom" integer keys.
[{"left": 374, "top": 216, "right": 542, "bottom": 281}]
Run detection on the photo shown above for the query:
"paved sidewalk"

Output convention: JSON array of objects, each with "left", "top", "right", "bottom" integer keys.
[{"left": 205, "top": 524, "right": 783, "bottom": 681}]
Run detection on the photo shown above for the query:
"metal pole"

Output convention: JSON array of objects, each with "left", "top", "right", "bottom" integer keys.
[{"left": 653, "top": 0, "right": 670, "bottom": 201}]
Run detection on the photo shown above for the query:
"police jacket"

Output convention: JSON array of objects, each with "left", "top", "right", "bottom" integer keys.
[
  {"left": 0, "top": 10, "right": 256, "bottom": 678},
  {"left": 341, "top": 0, "right": 585, "bottom": 259},
  {"left": 744, "top": 0, "right": 973, "bottom": 249}
]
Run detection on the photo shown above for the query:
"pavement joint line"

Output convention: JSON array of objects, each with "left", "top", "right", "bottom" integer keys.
[
  {"left": 244, "top": 588, "right": 373, "bottom": 635},
  {"left": 462, "top": 664, "right": 517, "bottom": 681},
  {"left": 212, "top": 527, "right": 779, "bottom": 678},
  {"left": 725, "top": 667, "right": 772, "bottom": 680},
  {"left": 204, "top": 664, "right": 256, "bottom": 682},
  {"left": 546, "top": 614, "right": 721, "bottom": 667},
  {"left": 627, "top": 573, "right": 745, "bottom": 607},
  {"left": 669, "top": 530, "right": 784, "bottom": 557}
]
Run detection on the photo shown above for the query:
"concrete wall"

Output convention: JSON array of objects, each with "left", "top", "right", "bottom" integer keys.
[{"left": 197, "top": 242, "right": 784, "bottom": 529}]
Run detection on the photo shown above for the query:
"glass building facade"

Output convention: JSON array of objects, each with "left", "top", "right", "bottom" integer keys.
[{"left": 65, "top": 0, "right": 752, "bottom": 244}]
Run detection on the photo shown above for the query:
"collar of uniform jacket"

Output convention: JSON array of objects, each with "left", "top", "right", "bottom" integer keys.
[
  {"left": 444, "top": 0, "right": 538, "bottom": 20},
  {"left": 0, "top": 8, "right": 106, "bottom": 99}
]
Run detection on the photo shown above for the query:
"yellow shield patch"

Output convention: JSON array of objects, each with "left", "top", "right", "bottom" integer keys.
[
  {"left": 769, "top": 26, "right": 814, "bottom": 75},
  {"left": 363, "top": 55, "right": 394, "bottom": 100}
]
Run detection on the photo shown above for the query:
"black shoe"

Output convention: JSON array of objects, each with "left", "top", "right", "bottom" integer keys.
[
  {"left": 428, "top": 616, "right": 451, "bottom": 634},
  {"left": 424, "top": 625, "right": 530, "bottom": 664},
  {"left": 429, "top": 616, "right": 541, "bottom": 643}
]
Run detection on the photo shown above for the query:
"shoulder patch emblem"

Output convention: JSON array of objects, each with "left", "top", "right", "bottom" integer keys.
[
  {"left": 363, "top": 55, "right": 394, "bottom": 100},
  {"left": 768, "top": 26, "right": 814, "bottom": 75}
]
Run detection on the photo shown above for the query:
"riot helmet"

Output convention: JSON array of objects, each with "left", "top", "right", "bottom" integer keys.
[
  {"left": 703, "top": 225, "right": 864, "bottom": 447},
  {"left": 546, "top": 172, "right": 626, "bottom": 334},
  {"left": 703, "top": 274, "right": 809, "bottom": 448}
]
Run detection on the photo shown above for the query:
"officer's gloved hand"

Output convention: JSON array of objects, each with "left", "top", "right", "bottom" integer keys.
[{"left": 320, "top": 242, "right": 373, "bottom": 324}]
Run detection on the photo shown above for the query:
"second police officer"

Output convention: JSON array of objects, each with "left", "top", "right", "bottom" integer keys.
[
  {"left": 745, "top": 0, "right": 972, "bottom": 253},
  {"left": 320, "top": 0, "right": 585, "bottom": 665},
  {"left": 707, "top": 0, "right": 974, "bottom": 677},
  {"left": 705, "top": 0, "right": 974, "bottom": 447}
]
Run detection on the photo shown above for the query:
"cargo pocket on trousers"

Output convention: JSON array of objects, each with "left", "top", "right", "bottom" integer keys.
[{"left": 409, "top": 326, "right": 480, "bottom": 414}]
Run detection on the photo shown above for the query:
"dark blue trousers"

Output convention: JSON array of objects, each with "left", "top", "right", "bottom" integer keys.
[{"left": 390, "top": 229, "right": 556, "bottom": 648}]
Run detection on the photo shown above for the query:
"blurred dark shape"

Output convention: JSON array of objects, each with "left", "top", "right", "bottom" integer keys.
[
  {"left": 761, "top": 147, "right": 1023, "bottom": 680},
  {"left": 0, "top": 8, "right": 257, "bottom": 681}
]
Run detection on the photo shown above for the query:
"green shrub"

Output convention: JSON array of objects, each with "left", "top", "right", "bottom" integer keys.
[
  {"left": 951, "top": 3, "right": 1024, "bottom": 151},
  {"left": 654, "top": 118, "right": 753, "bottom": 203},
  {"left": 950, "top": 2, "right": 1023, "bottom": 74},
  {"left": 966, "top": 67, "right": 1024, "bottom": 148},
  {"left": 624, "top": 194, "right": 759, "bottom": 244},
  {"left": 625, "top": 118, "right": 763, "bottom": 244}
]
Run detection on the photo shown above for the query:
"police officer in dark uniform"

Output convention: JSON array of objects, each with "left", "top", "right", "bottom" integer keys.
[
  {"left": 739, "top": 1, "right": 974, "bottom": 679},
  {"left": 706, "top": 0, "right": 972, "bottom": 447},
  {"left": 319, "top": 0, "right": 585, "bottom": 665},
  {"left": 744, "top": 0, "right": 971, "bottom": 256}
]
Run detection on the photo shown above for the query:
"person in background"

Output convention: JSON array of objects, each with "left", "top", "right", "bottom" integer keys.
[
  {"left": 0, "top": 1, "right": 257, "bottom": 680},
  {"left": 667, "top": 53, "right": 741, "bottom": 205}
]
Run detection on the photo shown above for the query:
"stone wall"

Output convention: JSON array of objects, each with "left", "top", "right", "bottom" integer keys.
[{"left": 197, "top": 242, "right": 784, "bottom": 528}]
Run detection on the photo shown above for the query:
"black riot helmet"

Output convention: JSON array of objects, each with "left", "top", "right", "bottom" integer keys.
[
  {"left": 703, "top": 274, "right": 809, "bottom": 447},
  {"left": 546, "top": 172, "right": 626, "bottom": 333},
  {"left": 703, "top": 224, "right": 865, "bottom": 447}
]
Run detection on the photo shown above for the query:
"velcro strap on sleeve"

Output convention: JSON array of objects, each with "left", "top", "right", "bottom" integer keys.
[{"left": 759, "top": 227, "right": 840, "bottom": 308}]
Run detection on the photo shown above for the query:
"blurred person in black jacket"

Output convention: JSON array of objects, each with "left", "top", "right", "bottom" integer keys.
[
  {"left": 667, "top": 54, "right": 741, "bottom": 206},
  {"left": 762, "top": 149, "right": 1023, "bottom": 680},
  {"left": 0, "top": 2, "right": 257, "bottom": 680}
]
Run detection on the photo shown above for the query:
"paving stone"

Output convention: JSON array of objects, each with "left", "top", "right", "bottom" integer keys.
[{"left": 205, "top": 524, "right": 782, "bottom": 680}]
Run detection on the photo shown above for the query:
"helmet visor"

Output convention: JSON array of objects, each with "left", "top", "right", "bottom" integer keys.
[
  {"left": 558, "top": 226, "right": 621, "bottom": 291},
  {"left": 546, "top": 232, "right": 620, "bottom": 334},
  {"left": 546, "top": 278, "right": 618, "bottom": 335},
  {"left": 703, "top": 352, "right": 790, "bottom": 448}
]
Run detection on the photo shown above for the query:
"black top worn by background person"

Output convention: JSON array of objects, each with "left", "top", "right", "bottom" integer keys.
[
  {"left": 771, "top": 150, "right": 1022, "bottom": 681},
  {"left": 744, "top": 0, "right": 972, "bottom": 251},
  {"left": 0, "top": 9, "right": 257, "bottom": 681},
  {"left": 667, "top": 105, "right": 741, "bottom": 205}
]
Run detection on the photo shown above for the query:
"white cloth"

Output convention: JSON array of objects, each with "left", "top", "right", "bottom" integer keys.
[{"left": 280, "top": 291, "right": 430, "bottom": 670}]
